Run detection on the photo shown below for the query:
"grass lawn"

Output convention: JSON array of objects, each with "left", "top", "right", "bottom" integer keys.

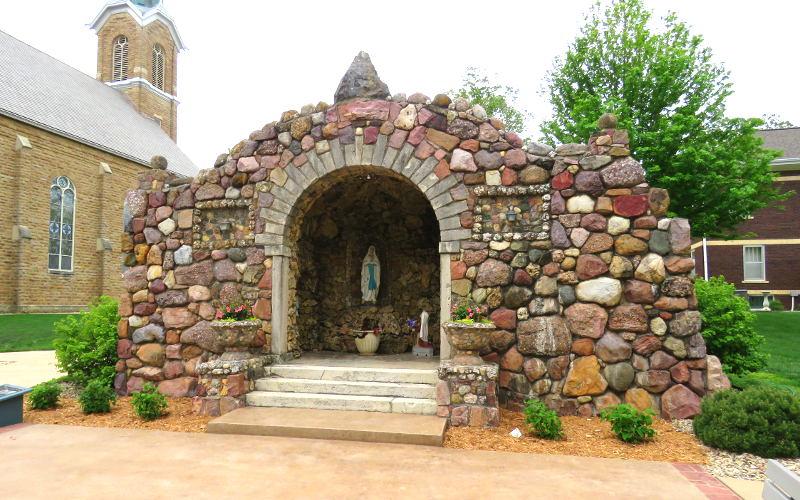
[
  {"left": 730, "top": 312, "right": 800, "bottom": 391},
  {"left": 0, "top": 314, "right": 76, "bottom": 352}
]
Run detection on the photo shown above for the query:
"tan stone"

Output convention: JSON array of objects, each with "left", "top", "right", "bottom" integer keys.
[
  {"left": 625, "top": 388, "right": 653, "bottom": 412},
  {"left": 562, "top": 355, "right": 608, "bottom": 396}
]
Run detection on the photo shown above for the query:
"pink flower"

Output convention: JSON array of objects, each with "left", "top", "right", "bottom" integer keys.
[{"left": 216, "top": 310, "right": 222, "bottom": 319}]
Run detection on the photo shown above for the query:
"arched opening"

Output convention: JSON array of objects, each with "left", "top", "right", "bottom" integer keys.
[{"left": 285, "top": 166, "right": 441, "bottom": 355}]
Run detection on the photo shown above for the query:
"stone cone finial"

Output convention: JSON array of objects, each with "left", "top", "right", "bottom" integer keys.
[{"left": 334, "top": 51, "right": 391, "bottom": 104}]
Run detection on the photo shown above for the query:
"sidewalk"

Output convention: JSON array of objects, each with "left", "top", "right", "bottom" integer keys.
[
  {"left": 0, "top": 350, "right": 63, "bottom": 387},
  {"left": 1, "top": 423, "right": 712, "bottom": 499}
]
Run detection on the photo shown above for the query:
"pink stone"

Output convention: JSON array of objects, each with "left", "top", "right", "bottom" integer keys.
[
  {"left": 414, "top": 140, "right": 435, "bottom": 159},
  {"left": 551, "top": 171, "right": 574, "bottom": 190},
  {"left": 260, "top": 155, "right": 280, "bottom": 169},
  {"left": 126, "top": 376, "right": 145, "bottom": 395},
  {"left": 450, "top": 406, "right": 469, "bottom": 426},
  {"left": 503, "top": 149, "right": 527, "bottom": 169},
  {"left": 227, "top": 373, "right": 247, "bottom": 397},
  {"left": 407, "top": 126, "right": 426, "bottom": 145},
  {"left": 450, "top": 261, "right": 467, "bottom": 280},
  {"left": 388, "top": 129, "right": 408, "bottom": 149},
  {"left": 575, "top": 254, "right": 607, "bottom": 280},
  {"left": 478, "top": 123, "right": 499, "bottom": 142},
  {"left": 363, "top": 126, "right": 379, "bottom": 144},
  {"left": 669, "top": 218, "right": 692, "bottom": 255},
  {"left": 499, "top": 347, "right": 524, "bottom": 372},
  {"left": 613, "top": 195, "right": 649, "bottom": 217},
  {"left": 417, "top": 108, "right": 434, "bottom": 125},
  {"left": 608, "top": 304, "right": 648, "bottom": 332},
  {"left": 564, "top": 303, "right": 607, "bottom": 339},
  {"left": 237, "top": 156, "right": 260, "bottom": 173},
  {"left": 436, "top": 381, "right": 450, "bottom": 405},
  {"left": 162, "top": 307, "right": 197, "bottom": 328},
  {"left": 501, "top": 168, "right": 518, "bottom": 186},
  {"left": 338, "top": 101, "right": 390, "bottom": 121},
  {"left": 117, "top": 339, "right": 132, "bottom": 358},
  {"left": 489, "top": 308, "right": 516, "bottom": 330},
  {"left": 163, "top": 360, "right": 184, "bottom": 379},
  {"left": 632, "top": 335, "right": 662, "bottom": 356},
  {"left": 670, "top": 361, "right": 690, "bottom": 383},
  {"left": 513, "top": 269, "right": 533, "bottom": 286},
  {"left": 504, "top": 132, "right": 523, "bottom": 148},
  {"left": 166, "top": 344, "right": 181, "bottom": 359},
  {"left": 661, "top": 384, "right": 701, "bottom": 419},
  {"left": 450, "top": 149, "right": 477, "bottom": 172}
]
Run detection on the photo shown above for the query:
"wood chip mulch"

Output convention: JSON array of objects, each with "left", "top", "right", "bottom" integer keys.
[
  {"left": 23, "top": 396, "right": 212, "bottom": 433},
  {"left": 444, "top": 409, "right": 708, "bottom": 464}
]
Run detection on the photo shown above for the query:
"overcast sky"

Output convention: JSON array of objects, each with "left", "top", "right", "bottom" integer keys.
[{"left": 3, "top": 1, "right": 798, "bottom": 170}]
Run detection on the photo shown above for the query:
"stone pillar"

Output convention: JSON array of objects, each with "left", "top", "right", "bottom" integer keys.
[
  {"left": 439, "top": 250, "right": 453, "bottom": 359},
  {"left": 12, "top": 135, "right": 32, "bottom": 312},
  {"left": 436, "top": 361, "right": 499, "bottom": 427},
  {"left": 270, "top": 251, "right": 290, "bottom": 355},
  {"left": 96, "top": 162, "right": 113, "bottom": 297}
]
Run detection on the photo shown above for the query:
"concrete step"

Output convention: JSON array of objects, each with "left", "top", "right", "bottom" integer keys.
[
  {"left": 246, "top": 391, "right": 438, "bottom": 415},
  {"left": 207, "top": 407, "right": 447, "bottom": 446},
  {"left": 254, "top": 378, "right": 436, "bottom": 399},
  {"left": 267, "top": 364, "right": 438, "bottom": 385}
]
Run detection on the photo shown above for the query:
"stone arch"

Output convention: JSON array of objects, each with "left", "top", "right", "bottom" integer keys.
[{"left": 257, "top": 134, "right": 470, "bottom": 357}]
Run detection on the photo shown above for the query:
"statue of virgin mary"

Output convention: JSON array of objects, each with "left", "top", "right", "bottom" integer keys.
[{"left": 361, "top": 245, "right": 380, "bottom": 304}]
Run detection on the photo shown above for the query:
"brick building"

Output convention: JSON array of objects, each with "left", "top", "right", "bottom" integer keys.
[
  {"left": 0, "top": 0, "right": 197, "bottom": 313},
  {"left": 692, "top": 128, "right": 800, "bottom": 311}
]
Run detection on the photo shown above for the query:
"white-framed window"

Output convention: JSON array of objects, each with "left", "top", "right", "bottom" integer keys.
[
  {"left": 742, "top": 245, "right": 765, "bottom": 282},
  {"left": 112, "top": 35, "right": 129, "bottom": 82},
  {"left": 48, "top": 176, "right": 75, "bottom": 272},
  {"left": 152, "top": 44, "right": 165, "bottom": 90}
]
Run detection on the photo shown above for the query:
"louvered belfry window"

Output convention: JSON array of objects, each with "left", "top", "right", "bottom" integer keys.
[
  {"left": 152, "top": 44, "right": 165, "bottom": 90},
  {"left": 112, "top": 35, "right": 129, "bottom": 81},
  {"left": 48, "top": 176, "right": 76, "bottom": 272}
]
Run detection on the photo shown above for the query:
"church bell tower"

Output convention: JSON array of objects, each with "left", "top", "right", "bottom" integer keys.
[{"left": 90, "top": 0, "right": 185, "bottom": 140}]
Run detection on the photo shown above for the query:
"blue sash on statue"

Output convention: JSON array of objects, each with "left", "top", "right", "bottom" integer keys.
[{"left": 367, "top": 263, "right": 377, "bottom": 290}]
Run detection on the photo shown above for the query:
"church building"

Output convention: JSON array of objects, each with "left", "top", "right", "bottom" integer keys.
[{"left": 0, "top": 0, "right": 197, "bottom": 313}]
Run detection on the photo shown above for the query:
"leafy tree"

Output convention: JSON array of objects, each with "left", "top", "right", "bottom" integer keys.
[
  {"left": 540, "top": 0, "right": 787, "bottom": 237},
  {"left": 760, "top": 114, "right": 795, "bottom": 130},
  {"left": 453, "top": 67, "right": 529, "bottom": 134}
]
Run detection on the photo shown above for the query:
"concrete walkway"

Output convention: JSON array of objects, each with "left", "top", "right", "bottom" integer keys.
[
  {"left": 0, "top": 350, "right": 63, "bottom": 387},
  {"left": 1, "top": 424, "right": 709, "bottom": 499}
]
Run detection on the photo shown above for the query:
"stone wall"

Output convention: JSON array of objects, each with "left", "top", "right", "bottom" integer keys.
[{"left": 117, "top": 90, "right": 729, "bottom": 419}]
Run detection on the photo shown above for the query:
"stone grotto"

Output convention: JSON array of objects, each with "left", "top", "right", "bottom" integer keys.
[{"left": 116, "top": 51, "right": 730, "bottom": 424}]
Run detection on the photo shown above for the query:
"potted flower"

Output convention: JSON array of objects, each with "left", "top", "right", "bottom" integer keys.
[
  {"left": 210, "top": 302, "right": 261, "bottom": 358},
  {"left": 353, "top": 318, "right": 381, "bottom": 356},
  {"left": 442, "top": 302, "right": 495, "bottom": 364}
]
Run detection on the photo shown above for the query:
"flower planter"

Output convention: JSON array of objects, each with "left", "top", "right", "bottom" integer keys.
[
  {"left": 442, "top": 321, "right": 496, "bottom": 364},
  {"left": 0, "top": 384, "right": 33, "bottom": 427},
  {"left": 210, "top": 320, "right": 262, "bottom": 360},
  {"left": 353, "top": 331, "right": 381, "bottom": 356}
]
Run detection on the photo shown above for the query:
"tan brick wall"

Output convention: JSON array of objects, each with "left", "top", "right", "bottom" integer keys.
[
  {"left": 96, "top": 12, "right": 178, "bottom": 140},
  {"left": 0, "top": 115, "right": 143, "bottom": 312}
]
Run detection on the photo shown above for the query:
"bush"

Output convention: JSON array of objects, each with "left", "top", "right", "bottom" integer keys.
[
  {"left": 78, "top": 379, "right": 116, "bottom": 414},
  {"left": 693, "top": 388, "right": 800, "bottom": 458},
  {"left": 53, "top": 296, "right": 120, "bottom": 385},
  {"left": 600, "top": 404, "right": 657, "bottom": 443},
  {"left": 28, "top": 381, "right": 61, "bottom": 410},
  {"left": 131, "top": 382, "right": 168, "bottom": 421},
  {"left": 524, "top": 399, "right": 564, "bottom": 440},
  {"left": 695, "top": 277, "right": 767, "bottom": 375},
  {"left": 769, "top": 299, "right": 785, "bottom": 312}
]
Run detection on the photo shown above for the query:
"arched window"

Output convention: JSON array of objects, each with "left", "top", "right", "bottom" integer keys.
[
  {"left": 152, "top": 44, "right": 165, "bottom": 90},
  {"left": 49, "top": 177, "right": 75, "bottom": 272},
  {"left": 112, "top": 35, "right": 129, "bottom": 82}
]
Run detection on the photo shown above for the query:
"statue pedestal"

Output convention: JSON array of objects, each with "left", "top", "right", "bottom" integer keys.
[{"left": 413, "top": 345, "right": 434, "bottom": 358}]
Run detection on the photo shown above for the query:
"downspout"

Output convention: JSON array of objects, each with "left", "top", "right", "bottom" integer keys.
[{"left": 702, "top": 237, "right": 709, "bottom": 281}]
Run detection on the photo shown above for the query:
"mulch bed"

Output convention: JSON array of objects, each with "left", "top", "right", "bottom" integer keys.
[
  {"left": 23, "top": 396, "right": 212, "bottom": 433},
  {"left": 444, "top": 409, "right": 708, "bottom": 464}
]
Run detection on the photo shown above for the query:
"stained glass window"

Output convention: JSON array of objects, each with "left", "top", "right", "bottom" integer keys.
[{"left": 49, "top": 176, "right": 75, "bottom": 272}]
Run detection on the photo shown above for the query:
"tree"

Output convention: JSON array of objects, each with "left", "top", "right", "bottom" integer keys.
[
  {"left": 453, "top": 67, "right": 529, "bottom": 134},
  {"left": 540, "top": 0, "right": 787, "bottom": 237},
  {"left": 760, "top": 114, "right": 795, "bottom": 130}
]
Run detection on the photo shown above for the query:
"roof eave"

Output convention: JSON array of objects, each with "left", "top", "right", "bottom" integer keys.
[{"left": 89, "top": 0, "right": 187, "bottom": 51}]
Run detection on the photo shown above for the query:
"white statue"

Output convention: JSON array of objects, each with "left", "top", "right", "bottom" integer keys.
[
  {"left": 361, "top": 245, "right": 380, "bottom": 304},
  {"left": 419, "top": 310, "right": 430, "bottom": 344}
]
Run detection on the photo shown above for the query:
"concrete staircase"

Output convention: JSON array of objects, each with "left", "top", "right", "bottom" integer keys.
[{"left": 246, "top": 364, "right": 439, "bottom": 415}]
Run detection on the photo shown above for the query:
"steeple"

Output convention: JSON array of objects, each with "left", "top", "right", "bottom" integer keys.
[
  {"left": 334, "top": 52, "right": 391, "bottom": 104},
  {"left": 90, "top": 1, "right": 185, "bottom": 140}
]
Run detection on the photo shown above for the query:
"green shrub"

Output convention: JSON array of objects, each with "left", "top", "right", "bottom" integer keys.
[
  {"left": 28, "top": 381, "right": 61, "bottom": 410},
  {"left": 769, "top": 299, "right": 785, "bottom": 312},
  {"left": 78, "top": 379, "right": 116, "bottom": 414},
  {"left": 131, "top": 382, "right": 168, "bottom": 421},
  {"left": 693, "top": 387, "right": 800, "bottom": 458},
  {"left": 695, "top": 277, "right": 767, "bottom": 375},
  {"left": 53, "top": 296, "right": 119, "bottom": 385},
  {"left": 523, "top": 399, "right": 564, "bottom": 440},
  {"left": 600, "top": 404, "right": 657, "bottom": 443}
]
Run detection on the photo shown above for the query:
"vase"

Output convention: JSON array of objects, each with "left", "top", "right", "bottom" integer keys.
[
  {"left": 210, "top": 320, "right": 262, "bottom": 360},
  {"left": 442, "top": 321, "right": 496, "bottom": 364},
  {"left": 355, "top": 332, "right": 380, "bottom": 356}
]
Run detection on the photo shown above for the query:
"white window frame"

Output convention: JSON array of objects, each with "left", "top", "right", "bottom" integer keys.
[
  {"left": 151, "top": 43, "right": 165, "bottom": 91},
  {"left": 48, "top": 176, "right": 76, "bottom": 273},
  {"left": 742, "top": 245, "right": 766, "bottom": 282},
  {"left": 112, "top": 35, "right": 129, "bottom": 82}
]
